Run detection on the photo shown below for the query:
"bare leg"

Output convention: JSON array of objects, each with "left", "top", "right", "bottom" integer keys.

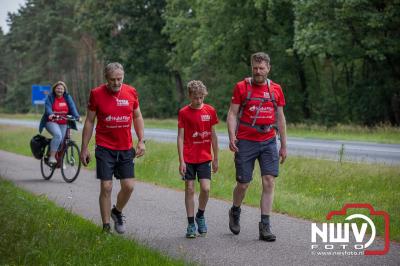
[
  {"left": 260, "top": 175, "right": 275, "bottom": 215},
  {"left": 99, "top": 180, "right": 113, "bottom": 224},
  {"left": 115, "top": 178, "right": 135, "bottom": 212},
  {"left": 233, "top": 182, "right": 249, "bottom": 207},
  {"left": 198, "top": 179, "right": 210, "bottom": 211},
  {"left": 185, "top": 180, "right": 195, "bottom": 217}
]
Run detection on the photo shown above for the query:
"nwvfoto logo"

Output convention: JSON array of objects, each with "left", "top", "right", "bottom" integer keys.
[{"left": 311, "top": 203, "right": 390, "bottom": 256}]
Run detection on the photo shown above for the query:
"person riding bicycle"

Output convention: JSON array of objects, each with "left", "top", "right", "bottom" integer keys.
[{"left": 39, "top": 81, "right": 81, "bottom": 164}]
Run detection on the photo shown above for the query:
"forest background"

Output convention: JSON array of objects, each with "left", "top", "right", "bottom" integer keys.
[{"left": 0, "top": 0, "right": 399, "bottom": 126}]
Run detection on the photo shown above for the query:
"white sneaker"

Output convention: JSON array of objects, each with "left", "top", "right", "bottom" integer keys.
[{"left": 48, "top": 156, "right": 57, "bottom": 164}]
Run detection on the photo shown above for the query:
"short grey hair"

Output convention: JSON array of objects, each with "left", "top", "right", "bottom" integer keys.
[
  {"left": 104, "top": 62, "right": 124, "bottom": 78},
  {"left": 251, "top": 52, "right": 270, "bottom": 65}
]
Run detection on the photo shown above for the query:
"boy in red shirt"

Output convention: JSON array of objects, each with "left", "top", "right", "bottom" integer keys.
[{"left": 177, "top": 80, "right": 219, "bottom": 238}]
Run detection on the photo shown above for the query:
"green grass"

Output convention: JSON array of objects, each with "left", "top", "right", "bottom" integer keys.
[
  {"left": 0, "top": 179, "right": 187, "bottom": 266},
  {"left": 1, "top": 124, "right": 399, "bottom": 241},
  {"left": 1, "top": 113, "right": 400, "bottom": 143}
]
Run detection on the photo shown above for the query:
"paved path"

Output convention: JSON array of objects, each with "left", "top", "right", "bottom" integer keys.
[
  {"left": 1, "top": 118, "right": 400, "bottom": 164},
  {"left": 0, "top": 150, "right": 399, "bottom": 265}
]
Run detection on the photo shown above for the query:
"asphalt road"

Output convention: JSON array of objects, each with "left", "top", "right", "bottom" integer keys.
[
  {"left": 1, "top": 118, "right": 400, "bottom": 164},
  {"left": 0, "top": 150, "right": 399, "bottom": 266}
]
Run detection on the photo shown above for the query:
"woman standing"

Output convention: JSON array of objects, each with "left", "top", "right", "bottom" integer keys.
[{"left": 39, "top": 81, "right": 80, "bottom": 164}]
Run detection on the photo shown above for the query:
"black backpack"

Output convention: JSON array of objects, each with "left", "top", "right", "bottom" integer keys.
[{"left": 30, "top": 134, "right": 50, "bottom": 160}]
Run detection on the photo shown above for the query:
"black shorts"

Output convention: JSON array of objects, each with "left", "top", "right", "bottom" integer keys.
[
  {"left": 234, "top": 138, "right": 279, "bottom": 183},
  {"left": 183, "top": 161, "right": 211, "bottom": 181},
  {"left": 95, "top": 145, "right": 135, "bottom": 180}
]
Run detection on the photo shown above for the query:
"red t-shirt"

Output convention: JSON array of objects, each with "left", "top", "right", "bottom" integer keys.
[
  {"left": 88, "top": 84, "right": 139, "bottom": 150},
  {"left": 178, "top": 104, "right": 218, "bottom": 164},
  {"left": 231, "top": 79, "right": 285, "bottom": 142},
  {"left": 51, "top": 97, "right": 69, "bottom": 125}
]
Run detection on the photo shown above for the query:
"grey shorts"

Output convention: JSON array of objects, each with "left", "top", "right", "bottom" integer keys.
[
  {"left": 95, "top": 145, "right": 135, "bottom": 180},
  {"left": 234, "top": 138, "right": 279, "bottom": 183}
]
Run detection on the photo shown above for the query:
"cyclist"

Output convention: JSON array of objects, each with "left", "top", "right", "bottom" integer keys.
[{"left": 39, "top": 81, "right": 81, "bottom": 165}]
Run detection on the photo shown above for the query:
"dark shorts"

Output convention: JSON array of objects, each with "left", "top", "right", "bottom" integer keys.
[
  {"left": 95, "top": 145, "right": 135, "bottom": 180},
  {"left": 183, "top": 161, "right": 212, "bottom": 181},
  {"left": 234, "top": 138, "right": 279, "bottom": 183}
]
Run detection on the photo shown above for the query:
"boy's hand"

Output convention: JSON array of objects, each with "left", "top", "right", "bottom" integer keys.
[
  {"left": 212, "top": 159, "right": 218, "bottom": 173},
  {"left": 179, "top": 162, "right": 186, "bottom": 177}
]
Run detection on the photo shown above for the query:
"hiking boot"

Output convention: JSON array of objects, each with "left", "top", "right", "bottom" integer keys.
[
  {"left": 195, "top": 216, "right": 207, "bottom": 235},
  {"left": 229, "top": 207, "right": 241, "bottom": 235},
  {"left": 111, "top": 206, "right": 126, "bottom": 234},
  {"left": 259, "top": 222, "right": 276, "bottom": 242},
  {"left": 186, "top": 223, "right": 197, "bottom": 238},
  {"left": 102, "top": 223, "right": 111, "bottom": 233}
]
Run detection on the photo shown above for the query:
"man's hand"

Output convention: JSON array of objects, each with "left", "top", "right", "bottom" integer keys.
[
  {"left": 179, "top": 161, "right": 186, "bottom": 177},
  {"left": 229, "top": 137, "right": 239, "bottom": 152},
  {"left": 135, "top": 140, "right": 146, "bottom": 157},
  {"left": 279, "top": 146, "right": 287, "bottom": 164},
  {"left": 80, "top": 147, "right": 91, "bottom": 166}
]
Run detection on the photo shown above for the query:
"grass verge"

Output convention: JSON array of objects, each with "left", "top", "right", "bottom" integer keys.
[
  {"left": 0, "top": 179, "right": 186, "bottom": 266},
  {"left": 0, "top": 125, "right": 399, "bottom": 241}
]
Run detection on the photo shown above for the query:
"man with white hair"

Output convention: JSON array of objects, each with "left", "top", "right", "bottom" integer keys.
[{"left": 80, "top": 62, "right": 145, "bottom": 233}]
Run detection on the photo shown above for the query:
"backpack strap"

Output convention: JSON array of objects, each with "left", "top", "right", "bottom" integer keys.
[{"left": 236, "top": 78, "right": 280, "bottom": 135}]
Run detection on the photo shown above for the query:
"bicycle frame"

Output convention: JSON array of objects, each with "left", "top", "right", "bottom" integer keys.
[{"left": 49, "top": 116, "right": 76, "bottom": 168}]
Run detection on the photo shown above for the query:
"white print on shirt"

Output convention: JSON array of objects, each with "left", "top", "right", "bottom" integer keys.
[
  {"left": 105, "top": 124, "right": 130, "bottom": 128},
  {"left": 248, "top": 105, "right": 273, "bottom": 112},
  {"left": 116, "top": 99, "right": 129, "bottom": 106},
  {"left": 250, "top": 115, "right": 273, "bottom": 119},
  {"left": 105, "top": 115, "right": 130, "bottom": 123},
  {"left": 59, "top": 102, "right": 67, "bottom": 107},
  {"left": 263, "top": 92, "right": 270, "bottom": 99},
  {"left": 192, "top": 131, "right": 211, "bottom": 139},
  {"left": 201, "top": 115, "right": 211, "bottom": 121}
]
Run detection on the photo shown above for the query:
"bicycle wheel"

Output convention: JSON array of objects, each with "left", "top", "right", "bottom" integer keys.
[
  {"left": 61, "top": 142, "right": 81, "bottom": 183},
  {"left": 40, "top": 144, "right": 55, "bottom": 180}
]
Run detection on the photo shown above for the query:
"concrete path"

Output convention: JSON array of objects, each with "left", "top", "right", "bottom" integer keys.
[{"left": 0, "top": 150, "right": 399, "bottom": 266}]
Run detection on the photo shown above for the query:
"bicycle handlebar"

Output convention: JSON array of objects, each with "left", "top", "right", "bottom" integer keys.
[{"left": 50, "top": 114, "right": 79, "bottom": 121}]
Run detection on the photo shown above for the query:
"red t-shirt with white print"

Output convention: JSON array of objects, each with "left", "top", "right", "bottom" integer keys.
[
  {"left": 88, "top": 84, "right": 139, "bottom": 150},
  {"left": 231, "top": 79, "right": 285, "bottom": 141},
  {"left": 178, "top": 104, "right": 218, "bottom": 164},
  {"left": 51, "top": 97, "right": 69, "bottom": 125}
]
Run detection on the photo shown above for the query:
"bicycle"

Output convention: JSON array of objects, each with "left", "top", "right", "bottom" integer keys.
[{"left": 40, "top": 115, "right": 81, "bottom": 183}]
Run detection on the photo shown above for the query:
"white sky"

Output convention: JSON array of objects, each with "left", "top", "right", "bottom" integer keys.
[{"left": 0, "top": 0, "right": 26, "bottom": 33}]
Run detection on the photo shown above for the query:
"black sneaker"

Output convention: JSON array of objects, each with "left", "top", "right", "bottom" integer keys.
[
  {"left": 111, "top": 206, "right": 126, "bottom": 234},
  {"left": 102, "top": 223, "right": 111, "bottom": 233},
  {"left": 259, "top": 222, "right": 276, "bottom": 241},
  {"left": 229, "top": 207, "right": 241, "bottom": 235}
]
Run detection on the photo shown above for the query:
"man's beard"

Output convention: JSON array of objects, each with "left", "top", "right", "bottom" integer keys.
[
  {"left": 109, "top": 84, "right": 121, "bottom": 92},
  {"left": 253, "top": 74, "right": 266, "bottom": 84}
]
